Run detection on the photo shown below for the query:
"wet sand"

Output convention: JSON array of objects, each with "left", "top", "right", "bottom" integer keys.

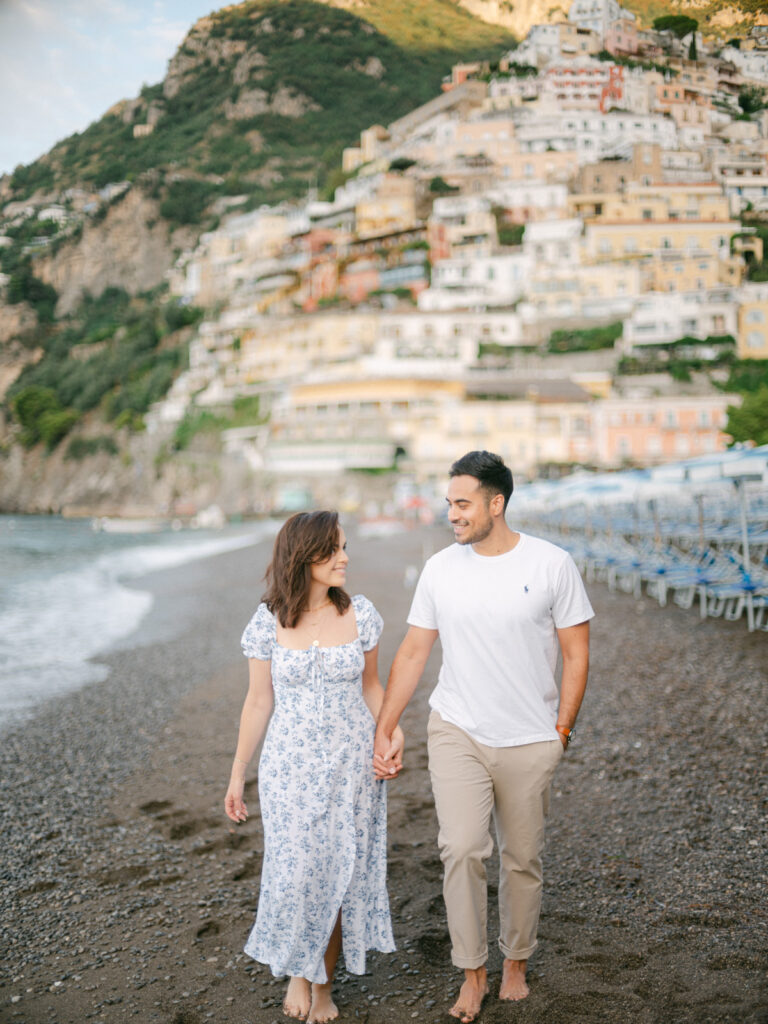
[{"left": 1, "top": 523, "right": 766, "bottom": 1024}]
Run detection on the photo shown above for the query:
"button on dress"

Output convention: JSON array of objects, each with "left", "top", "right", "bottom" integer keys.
[{"left": 240, "top": 594, "right": 395, "bottom": 983}]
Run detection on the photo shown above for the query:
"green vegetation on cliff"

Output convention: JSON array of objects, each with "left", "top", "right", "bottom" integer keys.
[{"left": 4, "top": 288, "right": 203, "bottom": 449}]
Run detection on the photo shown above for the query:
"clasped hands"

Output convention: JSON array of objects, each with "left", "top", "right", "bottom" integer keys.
[{"left": 373, "top": 725, "right": 404, "bottom": 780}]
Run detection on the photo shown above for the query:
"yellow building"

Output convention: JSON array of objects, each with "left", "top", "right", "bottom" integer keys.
[
  {"left": 411, "top": 391, "right": 594, "bottom": 479},
  {"left": 639, "top": 251, "right": 741, "bottom": 292},
  {"left": 583, "top": 219, "right": 740, "bottom": 263},
  {"left": 355, "top": 174, "right": 418, "bottom": 239},
  {"left": 342, "top": 125, "right": 391, "bottom": 173},
  {"left": 737, "top": 283, "right": 768, "bottom": 359},
  {"left": 526, "top": 261, "right": 640, "bottom": 318},
  {"left": 232, "top": 312, "right": 379, "bottom": 387},
  {"left": 572, "top": 182, "right": 733, "bottom": 225},
  {"left": 266, "top": 374, "right": 464, "bottom": 472}
]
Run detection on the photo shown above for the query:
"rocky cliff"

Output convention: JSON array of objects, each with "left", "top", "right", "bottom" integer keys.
[{"left": 35, "top": 190, "right": 195, "bottom": 318}]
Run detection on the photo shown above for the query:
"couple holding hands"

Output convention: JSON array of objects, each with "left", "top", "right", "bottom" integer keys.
[{"left": 224, "top": 451, "right": 593, "bottom": 1023}]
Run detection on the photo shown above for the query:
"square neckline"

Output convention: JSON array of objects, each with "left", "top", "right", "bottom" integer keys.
[{"left": 273, "top": 599, "right": 362, "bottom": 652}]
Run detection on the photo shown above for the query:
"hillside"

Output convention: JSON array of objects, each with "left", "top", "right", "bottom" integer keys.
[
  {"left": 454, "top": 0, "right": 765, "bottom": 37},
  {"left": 0, "top": 0, "right": 518, "bottom": 513},
  {"left": 1, "top": 0, "right": 514, "bottom": 212}
]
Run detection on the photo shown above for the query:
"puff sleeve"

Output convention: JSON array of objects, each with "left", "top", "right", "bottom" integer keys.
[
  {"left": 353, "top": 594, "right": 383, "bottom": 652},
  {"left": 240, "top": 602, "right": 275, "bottom": 660}
]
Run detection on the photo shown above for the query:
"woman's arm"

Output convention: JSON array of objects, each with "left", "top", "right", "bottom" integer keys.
[
  {"left": 224, "top": 658, "right": 274, "bottom": 823},
  {"left": 361, "top": 645, "right": 404, "bottom": 779}
]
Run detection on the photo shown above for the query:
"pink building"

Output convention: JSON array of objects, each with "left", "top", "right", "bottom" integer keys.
[
  {"left": 605, "top": 17, "right": 639, "bottom": 57},
  {"left": 592, "top": 395, "right": 736, "bottom": 467},
  {"left": 338, "top": 260, "right": 380, "bottom": 304},
  {"left": 301, "top": 259, "right": 339, "bottom": 312},
  {"left": 545, "top": 60, "right": 626, "bottom": 113}
]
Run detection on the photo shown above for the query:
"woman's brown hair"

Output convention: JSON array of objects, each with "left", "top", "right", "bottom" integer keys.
[{"left": 263, "top": 510, "right": 351, "bottom": 628}]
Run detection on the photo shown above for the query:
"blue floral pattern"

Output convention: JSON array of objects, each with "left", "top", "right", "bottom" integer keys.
[{"left": 240, "top": 594, "right": 395, "bottom": 983}]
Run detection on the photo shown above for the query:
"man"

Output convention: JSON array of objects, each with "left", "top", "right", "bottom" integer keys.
[{"left": 374, "top": 451, "right": 593, "bottom": 1020}]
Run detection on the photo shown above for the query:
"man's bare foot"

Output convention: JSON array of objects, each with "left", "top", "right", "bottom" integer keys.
[
  {"left": 499, "top": 958, "right": 529, "bottom": 1002},
  {"left": 308, "top": 981, "right": 338, "bottom": 1023},
  {"left": 449, "top": 967, "right": 489, "bottom": 1023},
  {"left": 283, "top": 976, "right": 311, "bottom": 1019}
]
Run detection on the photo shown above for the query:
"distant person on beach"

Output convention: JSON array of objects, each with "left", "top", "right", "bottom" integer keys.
[
  {"left": 373, "top": 451, "right": 593, "bottom": 1020},
  {"left": 225, "top": 510, "right": 403, "bottom": 1023}
]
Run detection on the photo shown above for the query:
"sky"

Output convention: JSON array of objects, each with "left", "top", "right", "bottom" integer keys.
[{"left": 0, "top": 0, "right": 222, "bottom": 177}]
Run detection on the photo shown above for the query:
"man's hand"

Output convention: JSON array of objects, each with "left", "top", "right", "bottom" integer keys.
[{"left": 373, "top": 725, "right": 404, "bottom": 779}]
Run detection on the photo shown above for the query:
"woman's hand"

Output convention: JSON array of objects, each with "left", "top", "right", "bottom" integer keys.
[
  {"left": 225, "top": 774, "right": 249, "bottom": 823},
  {"left": 373, "top": 725, "right": 404, "bottom": 780}
]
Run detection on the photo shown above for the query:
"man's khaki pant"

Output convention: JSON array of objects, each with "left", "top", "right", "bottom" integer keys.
[{"left": 427, "top": 710, "right": 563, "bottom": 968}]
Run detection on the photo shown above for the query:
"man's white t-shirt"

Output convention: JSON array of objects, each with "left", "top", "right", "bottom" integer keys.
[{"left": 407, "top": 532, "right": 594, "bottom": 748}]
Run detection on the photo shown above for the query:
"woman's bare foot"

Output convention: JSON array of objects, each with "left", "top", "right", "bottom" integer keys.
[
  {"left": 499, "top": 958, "right": 529, "bottom": 1001},
  {"left": 283, "top": 976, "right": 312, "bottom": 1019},
  {"left": 449, "top": 967, "right": 489, "bottom": 1023},
  {"left": 308, "top": 981, "right": 338, "bottom": 1023}
]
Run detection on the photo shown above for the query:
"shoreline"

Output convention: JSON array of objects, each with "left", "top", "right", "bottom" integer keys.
[{"left": 1, "top": 524, "right": 766, "bottom": 1024}]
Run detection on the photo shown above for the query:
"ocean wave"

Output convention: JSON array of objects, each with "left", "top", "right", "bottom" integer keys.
[{"left": 0, "top": 522, "right": 278, "bottom": 727}]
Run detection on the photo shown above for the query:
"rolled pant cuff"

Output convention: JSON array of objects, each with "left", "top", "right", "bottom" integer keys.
[
  {"left": 499, "top": 940, "right": 537, "bottom": 961},
  {"left": 451, "top": 951, "right": 488, "bottom": 969}
]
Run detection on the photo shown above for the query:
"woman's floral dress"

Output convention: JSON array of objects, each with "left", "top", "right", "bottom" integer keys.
[{"left": 240, "top": 594, "right": 395, "bottom": 983}]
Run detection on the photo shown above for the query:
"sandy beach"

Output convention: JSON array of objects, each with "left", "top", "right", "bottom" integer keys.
[{"left": 1, "top": 522, "right": 766, "bottom": 1024}]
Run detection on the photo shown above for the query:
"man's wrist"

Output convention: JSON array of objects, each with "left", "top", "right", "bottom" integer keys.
[{"left": 555, "top": 724, "right": 575, "bottom": 745}]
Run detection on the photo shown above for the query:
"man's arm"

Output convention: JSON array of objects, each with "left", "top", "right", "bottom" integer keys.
[
  {"left": 374, "top": 625, "right": 438, "bottom": 768},
  {"left": 555, "top": 621, "right": 590, "bottom": 748}
]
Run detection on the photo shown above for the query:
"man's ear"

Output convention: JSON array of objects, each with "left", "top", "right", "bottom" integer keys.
[{"left": 490, "top": 492, "right": 505, "bottom": 518}]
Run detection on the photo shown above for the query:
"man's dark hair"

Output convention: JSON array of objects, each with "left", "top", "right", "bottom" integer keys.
[{"left": 450, "top": 450, "right": 514, "bottom": 511}]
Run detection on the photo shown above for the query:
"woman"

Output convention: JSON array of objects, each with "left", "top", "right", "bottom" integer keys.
[{"left": 225, "top": 510, "right": 403, "bottom": 1023}]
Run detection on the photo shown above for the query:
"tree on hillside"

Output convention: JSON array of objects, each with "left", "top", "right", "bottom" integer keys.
[
  {"left": 727, "top": 386, "right": 768, "bottom": 447},
  {"left": 739, "top": 86, "right": 768, "bottom": 115},
  {"left": 653, "top": 15, "right": 699, "bottom": 59}
]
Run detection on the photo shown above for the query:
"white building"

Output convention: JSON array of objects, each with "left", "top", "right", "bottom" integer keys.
[
  {"left": 373, "top": 311, "right": 524, "bottom": 364},
  {"left": 513, "top": 109, "right": 678, "bottom": 161},
  {"left": 486, "top": 180, "right": 569, "bottom": 220},
  {"left": 721, "top": 45, "right": 768, "bottom": 85},
  {"left": 623, "top": 290, "right": 738, "bottom": 350},
  {"left": 522, "top": 218, "right": 584, "bottom": 266},
  {"left": 508, "top": 24, "right": 562, "bottom": 69},
  {"left": 418, "top": 253, "right": 532, "bottom": 310},
  {"left": 568, "top": 0, "right": 634, "bottom": 40}
]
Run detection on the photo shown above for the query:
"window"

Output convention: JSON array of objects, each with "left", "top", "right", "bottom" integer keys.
[
  {"left": 746, "top": 309, "right": 765, "bottom": 324},
  {"left": 747, "top": 330, "right": 765, "bottom": 349}
]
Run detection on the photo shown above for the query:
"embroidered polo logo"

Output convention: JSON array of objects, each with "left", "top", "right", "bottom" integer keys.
[{"left": 524, "top": 585, "right": 529, "bottom": 593}]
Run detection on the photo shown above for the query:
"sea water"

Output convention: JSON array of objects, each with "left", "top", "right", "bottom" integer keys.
[{"left": 0, "top": 515, "right": 276, "bottom": 728}]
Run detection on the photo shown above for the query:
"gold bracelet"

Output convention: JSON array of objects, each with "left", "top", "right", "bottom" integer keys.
[{"left": 234, "top": 757, "right": 249, "bottom": 766}]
